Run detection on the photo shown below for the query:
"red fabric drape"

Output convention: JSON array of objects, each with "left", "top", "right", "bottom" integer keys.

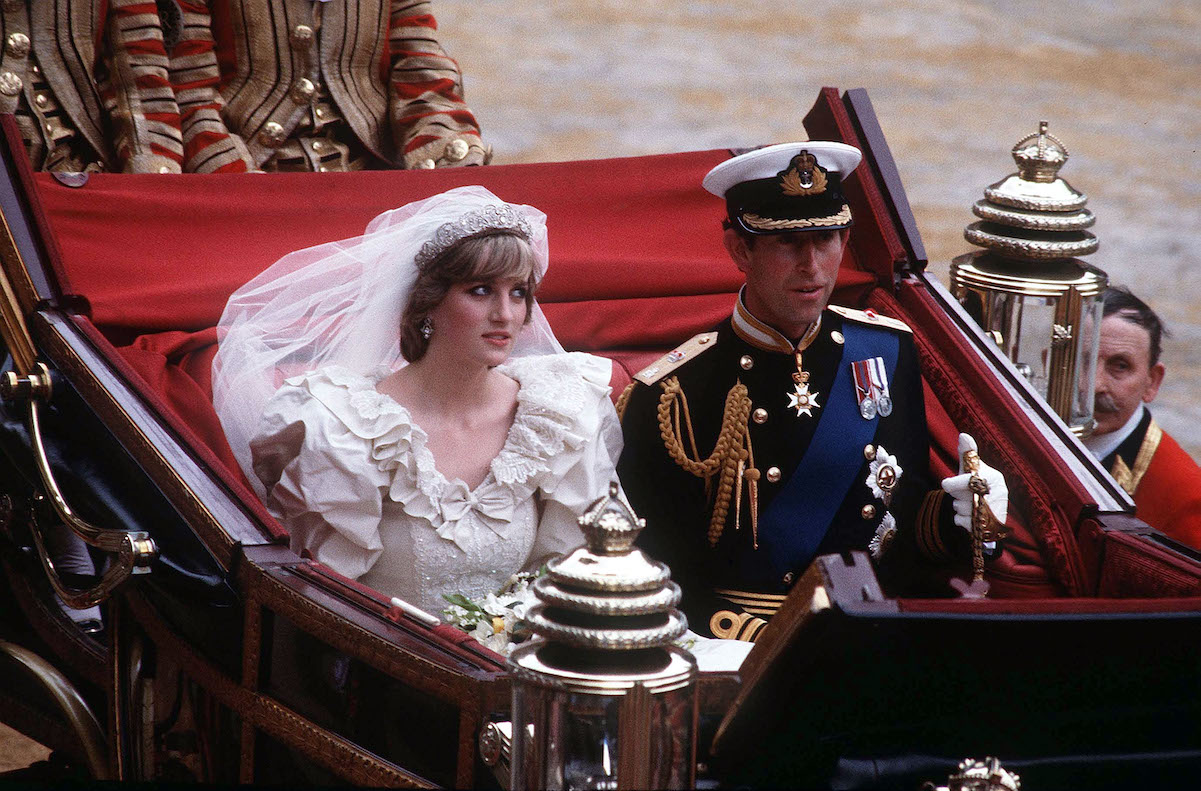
[
  {"left": 32, "top": 150, "right": 880, "bottom": 478},
  {"left": 31, "top": 153, "right": 965, "bottom": 569}
]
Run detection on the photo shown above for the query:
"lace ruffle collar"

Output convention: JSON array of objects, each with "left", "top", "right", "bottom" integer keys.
[{"left": 282, "top": 354, "right": 606, "bottom": 549}]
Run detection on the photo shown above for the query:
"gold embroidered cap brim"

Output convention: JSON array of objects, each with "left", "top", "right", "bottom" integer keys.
[{"left": 742, "top": 205, "right": 853, "bottom": 231}]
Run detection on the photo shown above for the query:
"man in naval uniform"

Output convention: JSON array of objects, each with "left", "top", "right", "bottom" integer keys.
[
  {"left": 169, "top": 0, "right": 487, "bottom": 173},
  {"left": 617, "top": 142, "right": 1010, "bottom": 641},
  {"left": 1085, "top": 286, "right": 1201, "bottom": 548},
  {"left": 1, "top": 0, "right": 183, "bottom": 173}
]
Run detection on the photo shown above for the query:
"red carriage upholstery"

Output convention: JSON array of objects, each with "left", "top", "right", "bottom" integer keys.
[
  {"left": 35, "top": 149, "right": 879, "bottom": 479},
  {"left": 32, "top": 147, "right": 1065, "bottom": 596}
]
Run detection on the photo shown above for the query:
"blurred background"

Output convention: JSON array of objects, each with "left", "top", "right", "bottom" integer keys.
[{"left": 436, "top": 0, "right": 1201, "bottom": 456}]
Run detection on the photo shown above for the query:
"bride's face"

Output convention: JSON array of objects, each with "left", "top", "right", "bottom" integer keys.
[{"left": 425, "top": 275, "right": 530, "bottom": 368}]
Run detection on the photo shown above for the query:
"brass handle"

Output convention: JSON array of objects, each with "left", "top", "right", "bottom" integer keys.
[
  {"left": 4, "top": 364, "right": 158, "bottom": 608},
  {"left": 0, "top": 640, "right": 110, "bottom": 778}
]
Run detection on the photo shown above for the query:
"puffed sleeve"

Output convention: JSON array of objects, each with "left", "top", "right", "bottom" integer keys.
[
  {"left": 526, "top": 354, "right": 626, "bottom": 565},
  {"left": 250, "top": 383, "right": 391, "bottom": 581}
]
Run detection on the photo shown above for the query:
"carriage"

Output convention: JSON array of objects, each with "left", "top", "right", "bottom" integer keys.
[{"left": 0, "top": 88, "right": 1198, "bottom": 788}]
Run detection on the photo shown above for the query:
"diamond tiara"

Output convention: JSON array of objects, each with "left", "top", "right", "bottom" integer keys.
[{"left": 414, "top": 204, "right": 534, "bottom": 271}]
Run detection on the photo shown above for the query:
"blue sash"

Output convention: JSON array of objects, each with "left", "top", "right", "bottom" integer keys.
[{"left": 739, "top": 322, "right": 899, "bottom": 585}]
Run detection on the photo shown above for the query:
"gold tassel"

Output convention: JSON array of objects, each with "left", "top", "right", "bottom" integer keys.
[{"left": 734, "top": 456, "right": 745, "bottom": 532}]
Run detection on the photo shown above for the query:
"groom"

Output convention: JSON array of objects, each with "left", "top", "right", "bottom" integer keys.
[{"left": 617, "top": 142, "right": 1009, "bottom": 640}]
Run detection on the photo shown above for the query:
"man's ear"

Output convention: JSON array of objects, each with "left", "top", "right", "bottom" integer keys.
[
  {"left": 1143, "top": 361, "right": 1165, "bottom": 403},
  {"left": 723, "top": 227, "right": 752, "bottom": 274}
]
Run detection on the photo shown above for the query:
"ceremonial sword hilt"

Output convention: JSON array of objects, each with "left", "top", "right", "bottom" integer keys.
[{"left": 962, "top": 449, "right": 989, "bottom": 584}]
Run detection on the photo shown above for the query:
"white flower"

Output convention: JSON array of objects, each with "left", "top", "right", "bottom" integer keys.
[
  {"left": 482, "top": 593, "right": 509, "bottom": 617},
  {"left": 501, "top": 610, "right": 521, "bottom": 635},
  {"left": 481, "top": 630, "right": 514, "bottom": 656},
  {"left": 869, "top": 512, "right": 897, "bottom": 559},
  {"left": 444, "top": 567, "right": 547, "bottom": 654}
]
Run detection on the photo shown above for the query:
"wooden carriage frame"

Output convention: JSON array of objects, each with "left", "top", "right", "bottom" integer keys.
[{"left": 0, "top": 87, "right": 1198, "bottom": 787}]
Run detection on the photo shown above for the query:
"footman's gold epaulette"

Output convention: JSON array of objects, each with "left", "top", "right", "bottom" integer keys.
[
  {"left": 634, "top": 332, "right": 719, "bottom": 385},
  {"left": 828, "top": 305, "right": 912, "bottom": 334}
]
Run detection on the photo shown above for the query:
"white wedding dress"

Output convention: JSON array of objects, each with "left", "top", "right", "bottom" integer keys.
[{"left": 249, "top": 352, "right": 621, "bottom": 616}]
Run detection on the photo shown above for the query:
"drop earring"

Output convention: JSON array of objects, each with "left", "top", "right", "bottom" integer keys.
[{"left": 420, "top": 317, "right": 434, "bottom": 340}]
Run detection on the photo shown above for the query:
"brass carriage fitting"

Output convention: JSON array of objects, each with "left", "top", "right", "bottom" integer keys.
[
  {"left": 125, "top": 533, "right": 160, "bottom": 575},
  {"left": 0, "top": 362, "right": 52, "bottom": 401}
]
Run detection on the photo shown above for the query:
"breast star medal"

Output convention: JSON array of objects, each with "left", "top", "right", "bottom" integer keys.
[{"left": 865, "top": 445, "right": 902, "bottom": 507}]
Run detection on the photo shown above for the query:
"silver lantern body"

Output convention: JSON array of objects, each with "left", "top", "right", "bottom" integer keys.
[
  {"left": 950, "top": 121, "right": 1107, "bottom": 436},
  {"left": 507, "top": 484, "right": 697, "bottom": 790}
]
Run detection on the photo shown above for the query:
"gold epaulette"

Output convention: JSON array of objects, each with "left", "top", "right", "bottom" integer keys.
[
  {"left": 633, "top": 331, "right": 719, "bottom": 385},
  {"left": 828, "top": 304, "right": 912, "bottom": 334}
]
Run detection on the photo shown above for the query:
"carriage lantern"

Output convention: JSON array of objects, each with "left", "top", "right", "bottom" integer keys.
[
  {"left": 504, "top": 483, "right": 697, "bottom": 790},
  {"left": 950, "top": 121, "right": 1107, "bottom": 436}
]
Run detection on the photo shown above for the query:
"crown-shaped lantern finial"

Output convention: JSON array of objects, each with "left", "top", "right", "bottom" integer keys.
[
  {"left": 1011, "top": 120, "right": 1068, "bottom": 183},
  {"left": 964, "top": 120, "right": 1098, "bottom": 260},
  {"left": 522, "top": 482, "right": 686, "bottom": 651},
  {"left": 946, "top": 757, "right": 1021, "bottom": 791},
  {"left": 578, "top": 480, "right": 645, "bottom": 556}
]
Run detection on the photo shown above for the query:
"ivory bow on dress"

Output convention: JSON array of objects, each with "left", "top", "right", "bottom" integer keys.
[{"left": 434, "top": 484, "right": 520, "bottom": 550}]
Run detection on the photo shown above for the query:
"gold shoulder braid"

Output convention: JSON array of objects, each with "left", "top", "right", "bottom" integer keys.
[
  {"left": 615, "top": 381, "right": 636, "bottom": 423},
  {"left": 656, "top": 376, "right": 759, "bottom": 547}
]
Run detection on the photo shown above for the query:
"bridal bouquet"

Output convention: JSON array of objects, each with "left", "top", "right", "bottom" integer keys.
[{"left": 443, "top": 569, "right": 544, "bottom": 656}]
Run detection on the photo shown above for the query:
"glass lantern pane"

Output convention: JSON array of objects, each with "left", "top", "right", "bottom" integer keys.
[
  {"left": 1071, "top": 296, "right": 1104, "bottom": 433},
  {"left": 993, "top": 293, "right": 1058, "bottom": 400},
  {"left": 561, "top": 693, "right": 621, "bottom": 790},
  {"left": 510, "top": 682, "right": 696, "bottom": 790}
]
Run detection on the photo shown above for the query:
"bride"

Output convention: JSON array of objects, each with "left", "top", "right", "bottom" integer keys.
[{"left": 212, "top": 186, "right": 621, "bottom": 615}]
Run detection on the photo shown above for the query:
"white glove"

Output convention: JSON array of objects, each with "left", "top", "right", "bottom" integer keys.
[{"left": 940, "top": 433, "right": 1008, "bottom": 533}]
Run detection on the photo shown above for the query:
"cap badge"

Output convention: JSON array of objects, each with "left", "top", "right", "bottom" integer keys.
[{"left": 779, "top": 150, "right": 828, "bottom": 197}]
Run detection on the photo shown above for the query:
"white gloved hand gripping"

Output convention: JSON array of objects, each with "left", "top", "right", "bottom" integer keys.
[{"left": 940, "top": 433, "right": 1009, "bottom": 579}]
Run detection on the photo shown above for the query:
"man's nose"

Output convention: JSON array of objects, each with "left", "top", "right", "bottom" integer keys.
[{"left": 792, "top": 243, "right": 819, "bottom": 270}]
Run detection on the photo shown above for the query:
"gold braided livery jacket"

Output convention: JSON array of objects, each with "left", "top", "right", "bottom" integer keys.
[
  {"left": 1, "top": 0, "right": 182, "bottom": 172},
  {"left": 172, "top": 0, "right": 485, "bottom": 172}
]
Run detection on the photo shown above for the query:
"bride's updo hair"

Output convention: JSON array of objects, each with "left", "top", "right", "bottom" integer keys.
[{"left": 400, "top": 229, "right": 539, "bottom": 362}]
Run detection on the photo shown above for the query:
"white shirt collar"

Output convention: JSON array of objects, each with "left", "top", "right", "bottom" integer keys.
[{"left": 1083, "top": 403, "right": 1146, "bottom": 461}]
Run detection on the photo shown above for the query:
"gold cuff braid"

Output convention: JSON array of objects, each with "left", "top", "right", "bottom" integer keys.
[{"left": 709, "top": 610, "right": 768, "bottom": 642}]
